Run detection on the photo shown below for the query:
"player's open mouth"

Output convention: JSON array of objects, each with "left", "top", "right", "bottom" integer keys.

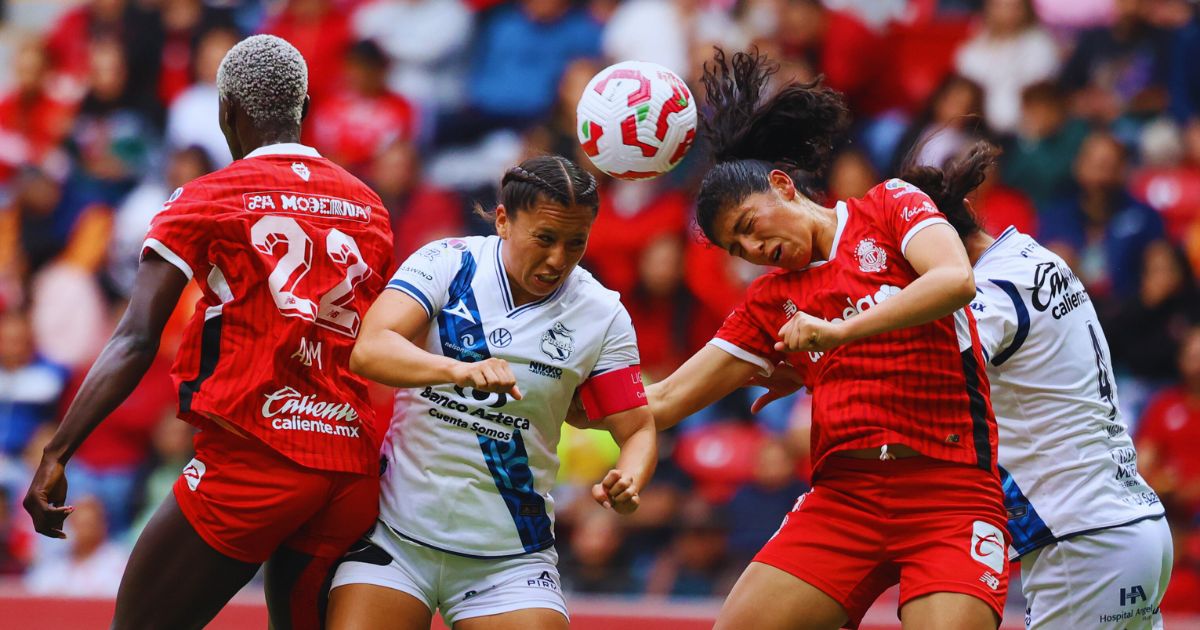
[{"left": 535, "top": 273, "right": 560, "bottom": 287}]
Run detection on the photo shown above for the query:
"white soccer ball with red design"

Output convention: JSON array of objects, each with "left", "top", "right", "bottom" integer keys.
[{"left": 576, "top": 60, "right": 698, "bottom": 180}]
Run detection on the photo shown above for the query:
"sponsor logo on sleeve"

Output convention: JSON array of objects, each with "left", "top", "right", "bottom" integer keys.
[{"left": 163, "top": 187, "right": 184, "bottom": 209}]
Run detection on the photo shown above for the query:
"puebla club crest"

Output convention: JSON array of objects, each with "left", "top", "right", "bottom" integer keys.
[
  {"left": 541, "top": 322, "right": 575, "bottom": 362},
  {"left": 855, "top": 238, "right": 887, "bottom": 273}
]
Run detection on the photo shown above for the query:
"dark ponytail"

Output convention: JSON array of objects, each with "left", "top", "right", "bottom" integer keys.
[
  {"left": 476, "top": 154, "right": 600, "bottom": 222},
  {"left": 695, "top": 48, "right": 851, "bottom": 243},
  {"left": 897, "top": 141, "right": 999, "bottom": 239}
]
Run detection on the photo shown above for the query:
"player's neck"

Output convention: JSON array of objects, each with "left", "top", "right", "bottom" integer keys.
[
  {"left": 808, "top": 200, "right": 838, "bottom": 263},
  {"left": 964, "top": 231, "right": 995, "bottom": 266},
  {"left": 236, "top": 130, "right": 304, "bottom": 159}
]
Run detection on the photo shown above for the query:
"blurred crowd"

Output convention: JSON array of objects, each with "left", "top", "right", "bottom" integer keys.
[{"left": 1, "top": 0, "right": 1200, "bottom": 613}]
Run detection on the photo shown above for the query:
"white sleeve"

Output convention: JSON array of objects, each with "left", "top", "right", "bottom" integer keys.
[
  {"left": 592, "top": 304, "right": 640, "bottom": 375},
  {"left": 386, "top": 239, "right": 461, "bottom": 318},
  {"left": 971, "top": 277, "right": 1029, "bottom": 366}
]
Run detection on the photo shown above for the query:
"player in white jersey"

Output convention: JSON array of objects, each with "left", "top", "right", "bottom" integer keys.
[
  {"left": 749, "top": 156, "right": 1172, "bottom": 628},
  {"left": 965, "top": 224, "right": 1169, "bottom": 629},
  {"left": 327, "top": 156, "right": 656, "bottom": 630}
]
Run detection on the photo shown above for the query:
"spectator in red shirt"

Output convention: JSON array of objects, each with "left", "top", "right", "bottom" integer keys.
[
  {"left": 265, "top": 0, "right": 353, "bottom": 113},
  {"left": 44, "top": 0, "right": 134, "bottom": 96},
  {"left": 1137, "top": 324, "right": 1200, "bottom": 517},
  {"left": 969, "top": 164, "right": 1038, "bottom": 236},
  {"left": 63, "top": 347, "right": 176, "bottom": 536},
  {"left": 0, "top": 38, "right": 76, "bottom": 186},
  {"left": 625, "top": 234, "right": 719, "bottom": 381},
  {"left": 582, "top": 181, "right": 690, "bottom": 295},
  {"left": 312, "top": 40, "right": 417, "bottom": 175},
  {"left": 369, "top": 137, "right": 462, "bottom": 263}
]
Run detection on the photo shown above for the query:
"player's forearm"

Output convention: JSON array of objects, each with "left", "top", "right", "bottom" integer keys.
[
  {"left": 839, "top": 265, "right": 975, "bottom": 344},
  {"left": 647, "top": 345, "right": 760, "bottom": 431},
  {"left": 44, "top": 331, "right": 159, "bottom": 463},
  {"left": 350, "top": 330, "right": 462, "bottom": 388},
  {"left": 610, "top": 412, "right": 657, "bottom": 490}
]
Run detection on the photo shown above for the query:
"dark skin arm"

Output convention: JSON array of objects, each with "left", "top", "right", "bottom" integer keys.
[{"left": 23, "top": 254, "right": 188, "bottom": 538}]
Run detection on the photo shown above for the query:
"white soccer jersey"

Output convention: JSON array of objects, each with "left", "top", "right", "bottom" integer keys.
[
  {"left": 970, "top": 228, "right": 1163, "bottom": 559},
  {"left": 380, "top": 235, "right": 640, "bottom": 557}
]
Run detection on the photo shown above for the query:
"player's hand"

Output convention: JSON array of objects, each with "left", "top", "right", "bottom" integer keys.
[
  {"left": 451, "top": 358, "right": 523, "bottom": 400},
  {"left": 776, "top": 311, "right": 846, "bottom": 354},
  {"left": 747, "top": 362, "right": 807, "bottom": 414},
  {"left": 592, "top": 469, "right": 639, "bottom": 514},
  {"left": 23, "top": 456, "right": 74, "bottom": 539}
]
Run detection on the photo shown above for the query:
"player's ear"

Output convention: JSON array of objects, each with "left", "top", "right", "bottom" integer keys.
[
  {"left": 769, "top": 169, "right": 796, "bottom": 200},
  {"left": 495, "top": 205, "right": 510, "bottom": 239},
  {"left": 300, "top": 94, "right": 311, "bottom": 123}
]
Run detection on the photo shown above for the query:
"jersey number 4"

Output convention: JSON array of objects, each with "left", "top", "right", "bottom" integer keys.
[{"left": 251, "top": 215, "right": 371, "bottom": 337}]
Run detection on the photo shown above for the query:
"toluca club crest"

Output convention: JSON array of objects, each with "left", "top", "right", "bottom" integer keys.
[
  {"left": 855, "top": 238, "right": 887, "bottom": 273},
  {"left": 541, "top": 322, "right": 575, "bottom": 362}
]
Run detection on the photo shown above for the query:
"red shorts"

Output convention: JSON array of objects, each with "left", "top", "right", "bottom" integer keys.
[
  {"left": 754, "top": 455, "right": 1009, "bottom": 629},
  {"left": 173, "top": 427, "right": 379, "bottom": 564}
]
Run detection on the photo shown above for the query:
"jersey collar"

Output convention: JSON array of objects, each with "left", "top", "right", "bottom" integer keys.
[
  {"left": 804, "top": 200, "right": 848, "bottom": 270},
  {"left": 975, "top": 226, "right": 1019, "bottom": 267},
  {"left": 493, "top": 238, "right": 566, "bottom": 319},
  {"left": 244, "top": 143, "right": 322, "bottom": 159}
]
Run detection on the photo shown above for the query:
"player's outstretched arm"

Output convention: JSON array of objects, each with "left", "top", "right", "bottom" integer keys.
[
  {"left": 776, "top": 223, "right": 976, "bottom": 354},
  {"left": 351, "top": 290, "right": 521, "bottom": 398},
  {"left": 646, "top": 345, "right": 764, "bottom": 432},
  {"left": 24, "top": 255, "right": 188, "bottom": 538},
  {"left": 591, "top": 405, "right": 656, "bottom": 514}
]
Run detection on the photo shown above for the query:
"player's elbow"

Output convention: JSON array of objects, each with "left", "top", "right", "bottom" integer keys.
[
  {"left": 349, "top": 340, "right": 373, "bottom": 378},
  {"left": 945, "top": 265, "right": 976, "bottom": 309}
]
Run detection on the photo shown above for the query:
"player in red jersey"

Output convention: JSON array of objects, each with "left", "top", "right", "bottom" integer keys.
[
  {"left": 23, "top": 35, "right": 393, "bottom": 629},
  {"left": 615, "top": 50, "right": 1007, "bottom": 630}
]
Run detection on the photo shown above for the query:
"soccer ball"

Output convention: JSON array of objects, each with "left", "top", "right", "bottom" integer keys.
[{"left": 576, "top": 61, "right": 698, "bottom": 180}]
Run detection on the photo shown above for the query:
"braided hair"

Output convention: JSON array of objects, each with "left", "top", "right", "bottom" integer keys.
[{"left": 477, "top": 155, "right": 600, "bottom": 223}]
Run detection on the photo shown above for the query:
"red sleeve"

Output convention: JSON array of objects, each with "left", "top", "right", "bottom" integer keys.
[
  {"left": 141, "top": 185, "right": 210, "bottom": 280},
  {"left": 872, "top": 179, "right": 952, "bottom": 256},
  {"left": 711, "top": 274, "right": 787, "bottom": 375}
]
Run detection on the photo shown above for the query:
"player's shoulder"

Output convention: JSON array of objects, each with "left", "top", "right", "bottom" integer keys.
[
  {"left": 562, "top": 264, "right": 624, "bottom": 314},
  {"left": 406, "top": 235, "right": 488, "bottom": 267}
]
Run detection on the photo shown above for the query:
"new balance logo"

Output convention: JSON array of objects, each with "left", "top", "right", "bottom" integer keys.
[
  {"left": 291, "top": 337, "right": 323, "bottom": 369},
  {"left": 979, "top": 571, "right": 1000, "bottom": 591}
]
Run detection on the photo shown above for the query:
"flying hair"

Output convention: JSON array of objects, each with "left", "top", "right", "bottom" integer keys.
[
  {"left": 216, "top": 35, "right": 308, "bottom": 130},
  {"left": 700, "top": 48, "right": 851, "bottom": 173},
  {"left": 897, "top": 141, "right": 1000, "bottom": 239}
]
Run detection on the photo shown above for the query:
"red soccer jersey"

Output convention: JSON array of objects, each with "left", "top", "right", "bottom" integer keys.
[
  {"left": 713, "top": 179, "right": 997, "bottom": 476},
  {"left": 142, "top": 143, "right": 393, "bottom": 475}
]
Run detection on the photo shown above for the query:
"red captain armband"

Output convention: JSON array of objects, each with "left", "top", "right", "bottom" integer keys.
[{"left": 579, "top": 366, "right": 647, "bottom": 421}]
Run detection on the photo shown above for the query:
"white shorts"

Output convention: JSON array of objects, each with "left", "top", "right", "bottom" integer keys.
[
  {"left": 1021, "top": 516, "right": 1172, "bottom": 630},
  {"left": 330, "top": 521, "right": 568, "bottom": 626}
]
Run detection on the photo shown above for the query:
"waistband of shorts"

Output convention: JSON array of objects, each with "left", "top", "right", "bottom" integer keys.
[{"left": 817, "top": 451, "right": 980, "bottom": 475}]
